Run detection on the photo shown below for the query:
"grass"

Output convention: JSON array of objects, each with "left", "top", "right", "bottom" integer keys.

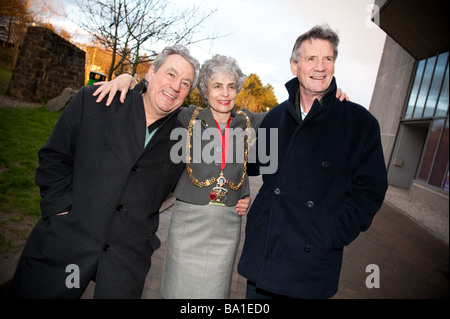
[
  {"left": 0, "top": 68, "right": 12, "bottom": 95},
  {"left": 0, "top": 64, "right": 63, "bottom": 251},
  {"left": 0, "top": 55, "right": 59, "bottom": 252},
  {"left": 0, "top": 107, "right": 62, "bottom": 219}
]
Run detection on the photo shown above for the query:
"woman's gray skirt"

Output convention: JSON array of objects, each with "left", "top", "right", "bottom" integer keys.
[{"left": 160, "top": 199, "right": 242, "bottom": 299}]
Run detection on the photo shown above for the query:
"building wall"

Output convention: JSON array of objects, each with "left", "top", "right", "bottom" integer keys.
[
  {"left": 369, "top": 35, "right": 416, "bottom": 165},
  {"left": 7, "top": 26, "right": 85, "bottom": 102},
  {"left": 369, "top": 27, "right": 449, "bottom": 241}
]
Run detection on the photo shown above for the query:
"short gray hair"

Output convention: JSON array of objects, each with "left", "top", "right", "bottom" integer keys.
[
  {"left": 152, "top": 45, "right": 200, "bottom": 92},
  {"left": 197, "top": 54, "right": 246, "bottom": 100},
  {"left": 290, "top": 24, "right": 340, "bottom": 63}
]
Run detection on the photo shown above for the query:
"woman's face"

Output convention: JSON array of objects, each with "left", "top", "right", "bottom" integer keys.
[{"left": 207, "top": 72, "right": 237, "bottom": 121}]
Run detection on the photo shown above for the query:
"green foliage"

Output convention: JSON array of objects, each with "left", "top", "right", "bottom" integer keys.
[{"left": 0, "top": 107, "right": 62, "bottom": 220}]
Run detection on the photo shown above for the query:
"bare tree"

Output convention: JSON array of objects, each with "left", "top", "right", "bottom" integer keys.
[
  {"left": 75, "top": 0, "right": 128, "bottom": 80},
  {"left": 76, "top": 0, "right": 223, "bottom": 80}
]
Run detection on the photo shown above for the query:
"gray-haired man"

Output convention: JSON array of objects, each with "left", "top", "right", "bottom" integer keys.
[{"left": 11, "top": 46, "right": 199, "bottom": 299}]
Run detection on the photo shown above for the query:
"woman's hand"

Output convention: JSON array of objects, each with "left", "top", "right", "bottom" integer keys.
[
  {"left": 92, "top": 74, "right": 138, "bottom": 106},
  {"left": 236, "top": 196, "right": 252, "bottom": 216}
]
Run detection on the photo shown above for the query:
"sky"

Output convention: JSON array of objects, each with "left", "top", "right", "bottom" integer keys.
[{"left": 55, "top": 0, "right": 387, "bottom": 108}]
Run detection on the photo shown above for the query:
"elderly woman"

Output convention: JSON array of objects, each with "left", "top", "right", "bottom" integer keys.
[
  {"left": 97, "top": 55, "right": 265, "bottom": 298},
  {"left": 161, "top": 55, "right": 265, "bottom": 298}
]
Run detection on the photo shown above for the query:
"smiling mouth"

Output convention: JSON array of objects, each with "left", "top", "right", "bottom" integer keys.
[
  {"left": 162, "top": 91, "right": 176, "bottom": 100},
  {"left": 310, "top": 76, "right": 327, "bottom": 80},
  {"left": 217, "top": 100, "right": 231, "bottom": 105}
]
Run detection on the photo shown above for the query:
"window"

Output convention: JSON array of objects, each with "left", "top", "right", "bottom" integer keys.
[
  {"left": 405, "top": 60, "right": 425, "bottom": 118},
  {"left": 417, "top": 117, "right": 449, "bottom": 191},
  {"left": 405, "top": 51, "right": 449, "bottom": 120},
  {"left": 424, "top": 53, "right": 448, "bottom": 117},
  {"left": 405, "top": 51, "right": 449, "bottom": 192}
]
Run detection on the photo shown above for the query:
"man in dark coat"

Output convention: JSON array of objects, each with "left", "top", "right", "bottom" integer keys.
[
  {"left": 238, "top": 25, "right": 388, "bottom": 299},
  {"left": 10, "top": 46, "right": 200, "bottom": 298}
]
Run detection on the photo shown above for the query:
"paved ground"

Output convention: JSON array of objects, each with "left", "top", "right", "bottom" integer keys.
[
  {"left": 1, "top": 176, "right": 447, "bottom": 299},
  {"left": 79, "top": 176, "right": 449, "bottom": 299}
]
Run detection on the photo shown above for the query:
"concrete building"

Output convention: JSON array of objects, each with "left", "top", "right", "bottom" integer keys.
[{"left": 370, "top": 0, "right": 448, "bottom": 241}]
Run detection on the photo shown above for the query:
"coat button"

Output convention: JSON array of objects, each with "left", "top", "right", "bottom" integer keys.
[
  {"left": 103, "top": 244, "right": 110, "bottom": 251},
  {"left": 304, "top": 246, "right": 311, "bottom": 253},
  {"left": 322, "top": 161, "right": 331, "bottom": 168},
  {"left": 306, "top": 201, "right": 314, "bottom": 208},
  {"left": 116, "top": 204, "right": 124, "bottom": 211},
  {"left": 274, "top": 188, "right": 281, "bottom": 195},
  {"left": 132, "top": 165, "right": 139, "bottom": 172}
]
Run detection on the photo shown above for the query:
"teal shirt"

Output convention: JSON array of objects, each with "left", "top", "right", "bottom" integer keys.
[
  {"left": 144, "top": 115, "right": 169, "bottom": 147},
  {"left": 144, "top": 127, "right": 158, "bottom": 147}
]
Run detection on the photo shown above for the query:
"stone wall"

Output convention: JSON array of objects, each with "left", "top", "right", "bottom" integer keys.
[{"left": 7, "top": 26, "right": 85, "bottom": 102}]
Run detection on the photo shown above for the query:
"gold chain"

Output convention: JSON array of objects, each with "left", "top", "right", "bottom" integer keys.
[{"left": 185, "top": 107, "right": 251, "bottom": 191}]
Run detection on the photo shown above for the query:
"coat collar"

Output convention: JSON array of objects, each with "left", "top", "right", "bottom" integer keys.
[
  {"left": 195, "top": 105, "right": 246, "bottom": 129},
  {"left": 284, "top": 76, "right": 338, "bottom": 123},
  {"left": 285, "top": 76, "right": 338, "bottom": 105}
]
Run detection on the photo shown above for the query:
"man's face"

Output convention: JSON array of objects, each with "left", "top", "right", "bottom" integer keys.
[
  {"left": 146, "top": 54, "right": 195, "bottom": 117},
  {"left": 290, "top": 38, "right": 335, "bottom": 98}
]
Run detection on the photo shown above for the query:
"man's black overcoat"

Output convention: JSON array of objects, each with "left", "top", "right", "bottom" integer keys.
[
  {"left": 11, "top": 83, "right": 184, "bottom": 298},
  {"left": 238, "top": 77, "right": 388, "bottom": 298}
]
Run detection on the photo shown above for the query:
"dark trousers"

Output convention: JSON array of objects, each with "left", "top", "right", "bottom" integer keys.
[{"left": 246, "top": 281, "right": 295, "bottom": 299}]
